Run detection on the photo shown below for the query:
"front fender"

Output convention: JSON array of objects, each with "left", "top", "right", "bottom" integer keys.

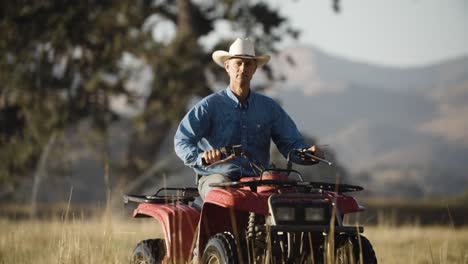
[
  {"left": 204, "top": 188, "right": 270, "bottom": 215},
  {"left": 325, "top": 192, "right": 365, "bottom": 215},
  {"left": 133, "top": 203, "right": 200, "bottom": 263},
  {"left": 196, "top": 202, "right": 249, "bottom": 259}
]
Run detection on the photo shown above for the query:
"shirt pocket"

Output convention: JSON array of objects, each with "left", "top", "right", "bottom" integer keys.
[{"left": 249, "top": 120, "right": 271, "bottom": 145}]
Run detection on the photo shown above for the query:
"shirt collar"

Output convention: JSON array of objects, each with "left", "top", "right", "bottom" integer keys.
[{"left": 225, "top": 86, "right": 252, "bottom": 109}]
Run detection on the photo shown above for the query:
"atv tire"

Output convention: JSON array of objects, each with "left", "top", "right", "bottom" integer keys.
[
  {"left": 201, "top": 232, "right": 239, "bottom": 264},
  {"left": 335, "top": 235, "right": 377, "bottom": 264},
  {"left": 130, "top": 239, "right": 165, "bottom": 264}
]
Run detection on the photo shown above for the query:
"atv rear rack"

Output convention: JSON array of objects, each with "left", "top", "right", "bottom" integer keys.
[{"left": 124, "top": 187, "right": 199, "bottom": 204}]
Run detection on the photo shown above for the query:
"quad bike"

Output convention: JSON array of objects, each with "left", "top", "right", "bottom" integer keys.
[{"left": 124, "top": 145, "right": 377, "bottom": 263}]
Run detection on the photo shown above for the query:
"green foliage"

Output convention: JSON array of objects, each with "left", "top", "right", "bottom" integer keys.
[
  {"left": 1, "top": 1, "right": 158, "bottom": 186},
  {"left": 0, "top": 0, "right": 300, "bottom": 188}
]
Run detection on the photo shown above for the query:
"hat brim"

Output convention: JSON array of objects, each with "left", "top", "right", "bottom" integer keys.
[{"left": 212, "top": 50, "right": 270, "bottom": 68}]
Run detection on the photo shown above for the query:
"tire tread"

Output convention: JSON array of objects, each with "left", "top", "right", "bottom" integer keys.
[
  {"left": 201, "top": 232, "right": 239, "bottom": 264},
  {"left": 130, "top": 238, "right": 165, "bottom": 264}
]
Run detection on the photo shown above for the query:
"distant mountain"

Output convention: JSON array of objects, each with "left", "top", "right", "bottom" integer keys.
[{"left": 265, "top": 46, "right": 468, "bottom": 197}]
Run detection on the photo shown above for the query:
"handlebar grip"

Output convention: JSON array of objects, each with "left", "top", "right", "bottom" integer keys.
[
  {"left": 201, "top": 154, "right": 226, "bottom": 166},
  {"left": 201, "top": 145, "right": 243, "bottom": 167}
]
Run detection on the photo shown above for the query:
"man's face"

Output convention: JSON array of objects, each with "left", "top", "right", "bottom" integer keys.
[{"left": 225, "top": 57, "right": 257, "bottom": 87}]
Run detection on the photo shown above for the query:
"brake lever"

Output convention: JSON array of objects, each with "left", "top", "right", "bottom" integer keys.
[{"left": 301, "top": 150, "right": 333, "bottom": 166}]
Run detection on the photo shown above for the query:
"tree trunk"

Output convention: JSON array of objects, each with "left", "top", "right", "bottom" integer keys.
[
  {"left": 30, "top": 133, "right": 57, "bottom": 218},
  {"left": 125, "top": 0, "right": 211, "bottom": 187},
  {"left": 177, "top": 0, "right": 196, "bottom": 38}
]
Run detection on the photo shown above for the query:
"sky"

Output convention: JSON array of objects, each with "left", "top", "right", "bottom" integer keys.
[{"left": 270, "top": 0, "right": 468, "bottom": 67}]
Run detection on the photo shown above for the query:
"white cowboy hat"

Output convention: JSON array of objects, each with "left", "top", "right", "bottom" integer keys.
[{"left": 212, "top": 38, "right": 271, "bottom": 68}]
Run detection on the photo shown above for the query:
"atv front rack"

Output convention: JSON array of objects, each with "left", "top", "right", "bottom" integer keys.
[
  {"left": 256, "top": 225, "right": 364, "bottom": 233},
  {"left": 124, "top": 187, "right": 199, "bottom": 204},
  {"left": 210, "top": 180, "right": 363, "bottom": 193}
]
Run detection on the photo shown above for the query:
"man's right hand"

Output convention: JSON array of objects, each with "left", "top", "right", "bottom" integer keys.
[{"left": 202, "top": 149, "right": 222, "bottom": 164}]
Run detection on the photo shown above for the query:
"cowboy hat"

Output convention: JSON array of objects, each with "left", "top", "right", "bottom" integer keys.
[{"left": 212, "top": 38, "right": 271, "bottom": 68}]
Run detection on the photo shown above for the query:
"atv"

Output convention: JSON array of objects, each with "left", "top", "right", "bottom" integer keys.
[{"left": 124, "top": 145, "right": 377, "bottom": 263}]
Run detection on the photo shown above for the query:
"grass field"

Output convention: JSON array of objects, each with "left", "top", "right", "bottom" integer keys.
[
  {"left": 0, "top": 217, "right": 467, "bottom": 263},
  {"left": 0, "top": 216, "right": 161, "bottom": 264}
]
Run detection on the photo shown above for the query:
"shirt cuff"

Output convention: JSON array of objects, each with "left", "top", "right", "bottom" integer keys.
[{"left": 196, "top": 152, "right": 204, "bottom": 167}]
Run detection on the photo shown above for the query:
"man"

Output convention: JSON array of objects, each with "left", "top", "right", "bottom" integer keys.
[{"left": 174, "top": 38, "right": 322, "bottom": 199}]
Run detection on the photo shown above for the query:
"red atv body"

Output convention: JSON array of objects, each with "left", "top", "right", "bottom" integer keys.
[{"left": 125, "top": 148, "right": 377, "bottom": 263}]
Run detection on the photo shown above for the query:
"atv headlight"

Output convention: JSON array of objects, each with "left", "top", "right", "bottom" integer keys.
[
  {"left": 305, "top": 207, "right": 325, "bottom": 222},
  {"left": 269, "top": 195, "right": 332, "bottom": 225},
  {"left": 275, "top": 207, "right": 295, "bottom": 222}
]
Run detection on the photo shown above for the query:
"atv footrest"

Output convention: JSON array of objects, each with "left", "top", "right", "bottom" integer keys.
[{"left": 256, "top": 225, "right": 364, "bottom": 233}]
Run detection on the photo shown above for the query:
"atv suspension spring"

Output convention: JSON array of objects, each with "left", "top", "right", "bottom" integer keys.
[{"left": 247, "top": 212, "right": 256, "bottom": 239}]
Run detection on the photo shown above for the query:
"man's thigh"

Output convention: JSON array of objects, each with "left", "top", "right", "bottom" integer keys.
[{"left": 198, "top": 174, "right": 230, "bottom": 199}]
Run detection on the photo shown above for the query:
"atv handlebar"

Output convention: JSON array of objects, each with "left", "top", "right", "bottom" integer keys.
[{"left": 202, "top": 145, "right": 333, "bottom": 168}]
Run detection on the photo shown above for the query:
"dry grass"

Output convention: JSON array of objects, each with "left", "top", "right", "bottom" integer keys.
[
  {"left": 1, "top": 217, "right": 467, "bottom": 263},
  {"left": 0, "top": 216, "right": 161, "bottom": 264},
  {"left": 365, "top": 226, "right": 468, "bottom": 264}
]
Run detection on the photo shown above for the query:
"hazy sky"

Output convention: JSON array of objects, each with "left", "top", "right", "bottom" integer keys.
[{"left": 271, "top": 0, "right": 468, "bottom": 67}]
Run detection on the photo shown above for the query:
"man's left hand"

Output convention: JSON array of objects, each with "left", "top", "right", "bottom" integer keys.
[{"left": 308, "top": 145, "right": 324, "bottom": 162}]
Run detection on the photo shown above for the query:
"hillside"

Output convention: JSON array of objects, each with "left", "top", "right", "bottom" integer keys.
[{"left": 265, "top": 46, "right": 468, "bottom": 197}]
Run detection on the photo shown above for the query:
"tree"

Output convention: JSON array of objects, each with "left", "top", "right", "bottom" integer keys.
[
  {"left": 1, "top": 1, "right": 157, "bottom": 193},
  {"left": 0, "top": 0, "right": 300, "bottom": 194}
]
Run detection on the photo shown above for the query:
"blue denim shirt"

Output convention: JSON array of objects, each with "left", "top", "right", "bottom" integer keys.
[{"left": 174, "top": 87, "right": 309, "bottom": 179}]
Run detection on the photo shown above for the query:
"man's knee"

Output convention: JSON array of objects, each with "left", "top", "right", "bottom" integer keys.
[{"left": 198, "top": 174, "right": 230, "bottom": 199}]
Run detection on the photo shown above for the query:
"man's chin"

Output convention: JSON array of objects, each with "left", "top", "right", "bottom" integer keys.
[{"left": 237, "top": 78, "right": 251, "bottom": 84}]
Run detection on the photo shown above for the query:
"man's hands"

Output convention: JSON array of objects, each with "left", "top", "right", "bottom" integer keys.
[
  {"left": 308, "top": 145, "right": 324, "bottom": 161},
  {"left": 202, "top": 149, "right": 222, "bottom": 164},
  {"left": 202, "top": 145, "right": 324, "bottom": 165}
]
